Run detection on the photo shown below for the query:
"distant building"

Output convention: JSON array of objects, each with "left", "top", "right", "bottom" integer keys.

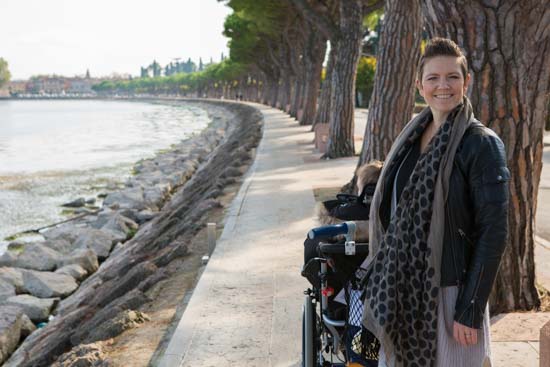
[
  {"left": 20, "top": 73, "right": 99, "bottom": 96},
  {"left": 7, "top": 80, "right": 27, "bottom": 96},
  {"left": 26, "top": 76, "right": 65, "bottom": 94},
  {"left": 67, "top": 78, "right": 93, "bottom": 94}
]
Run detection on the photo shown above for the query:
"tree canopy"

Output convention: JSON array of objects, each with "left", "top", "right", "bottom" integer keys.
[{"left": 0, "top": 58, "right": 11, "bottom": 88}]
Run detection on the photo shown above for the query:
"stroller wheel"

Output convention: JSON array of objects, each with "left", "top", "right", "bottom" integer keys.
[{"left": 302, "top": 294, "right": 318, "bottom": 367}]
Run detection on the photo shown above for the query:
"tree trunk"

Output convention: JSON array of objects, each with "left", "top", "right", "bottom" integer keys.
[
  {"left": 325, "top": 0, "right": 364, "bottom": 158},
  {"left": 269, "top": 77, "right": 280, "bottom": 108},
  {"left": 358, "top": 0, "right": 422, "bottom": 166},
  {"left": 291, "top": 74, "right": 304, "bottom": 119},
  {"left": 261, "top": 76, "right": 270, "bottom": 105},
  {"left": 300, "top": 31, "right": 327, "bottom": 125},
  {"left": 288, "top": 39, "right": 303, "bottom": 118},
  {"left": 421, "top": 0, "right": 550, "bottom": 312},
  {"left": 280, "top": 73, "right": 292, "bottom": 110},
  {"left": 315, "top": 46, "right": 336, "bottom": 126},
  {"left": 289, "top": 77, "right": 300, "bottom": 118}
]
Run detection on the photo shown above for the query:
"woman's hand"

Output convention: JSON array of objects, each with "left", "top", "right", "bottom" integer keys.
[{"left": 453, "top": 321, "right": 478, "bottom": 346}]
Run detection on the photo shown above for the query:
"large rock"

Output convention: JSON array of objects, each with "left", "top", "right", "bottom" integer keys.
[
  {"left": 0, "top": 243, "right": 62, "bottom": 271},
  {"left": 2, "top": 307, "right": 89, "bottom": 367},
  {"left": 0, "top": 305, "right": 28, "bottom": 365},
  {"left": 167, "top": 172, "right": 186, "bottom": 187},
  {"left": 19, "top": 313, "right": 36, "bottom": 338},
  {"left": 23, "top": 270, "right": 78, "bottom": 298},
  {"left": 79, "top": 310, "right": 150, "bottom": 344},
  {"left": 42, "top": 225, "right": 86, "bottom": 243},
  {"left": 59, "top": 249, "right": 99, "bottom": 274},
  {"left": 73, "top": 229, "right": 116, "bottom": 259},
  {"left": 132, "top": 170, "right": 165, "bottom": 186},
  {"left": 42, "top": 239, "right": 73, "bottom": 254},
  {"left": 0, "top": 267, "right": 25, "bottom": 293},
  {"left": 0, "top": 280, "right": 16, "bottom": 302},
  {"left": 144, "top": 185, "right": 169, "bottom": 210},
  {"left": 102, "top": 187, "right": 146, "bottom": 210},
  {"left": 55, "top": 264, "right": 88, "bottom": 281},
  {"left": 4, "top": 294, "right": 57, "bottom": 322},
  {"left": 43, "top": 226, "right": 119, "bottom": 259},
  {"left": 51, "top": 343, "right": 111, "bottom": 367},
  {"left": 62, "top": 197, "right": 86, "bottom": 208},
  {"left": 93, "top": 212, "right": 138, "bottom": 239},
  {"left": 135, "top": 209, "right": 156, "bottom": 224}
]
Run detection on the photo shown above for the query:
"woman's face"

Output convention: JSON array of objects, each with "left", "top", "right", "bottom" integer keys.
[{"left": 417, "top": 56, "right": 470, "bottom": 118}]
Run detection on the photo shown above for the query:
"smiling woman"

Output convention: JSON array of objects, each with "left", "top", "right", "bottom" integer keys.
[
  {"left": 417, "top": 55, "right": 470, "bottom": 153},
  {"left": 417, "top": 56, "right": 469, "bottom": 123},
  {"left": 361, "top": 38, "right": 509, "bottom": 367}
]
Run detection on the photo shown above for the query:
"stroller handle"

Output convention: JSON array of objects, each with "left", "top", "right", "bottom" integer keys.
[{"left": 308, "top": 221, "right": 356, "bottom": 241}]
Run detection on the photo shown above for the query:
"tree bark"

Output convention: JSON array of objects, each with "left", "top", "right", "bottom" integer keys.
[
  {"left": 358, "top": 0, "right": 422, "bottom": 165},
  {"left": 288, "top": 34, "right": 304, "bottom": 118},
  {"left": 325, "top": 0, "right": 364, "bottom": 158},
  {"left": 261, "top": 75, "right": 270, "bottom": 105},
  {"left": 269, "top": 76, "right": 280, "bottom": 108},
  {"left": 421, "top": 0, "right": 550, "bottom": 312},
  {"left": 315, "top": 46, "right": 336, "bottom": 126},
  {"left": 300, "top": 30, "right": 327, "bottom": 125}
]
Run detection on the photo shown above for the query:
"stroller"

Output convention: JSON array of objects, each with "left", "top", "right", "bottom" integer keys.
[
  {"left": 301, "top": 161, "right": 382, "bottom": 366},
  {"left": 301, "top": 221, "right": 379, "bottom": 367}
]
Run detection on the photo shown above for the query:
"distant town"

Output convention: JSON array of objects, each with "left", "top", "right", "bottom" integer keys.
[
  {"left": 0, "top": 70, "right": 126, "bottom": 98},
  {"left": 0, "top": 57, "right": 219, "bottom": 99}
]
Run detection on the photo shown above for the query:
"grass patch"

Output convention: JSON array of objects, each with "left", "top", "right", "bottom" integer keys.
[
  {"left": 61, "top": 208, "right": 76, "bottom": 216},
  {"left": 126, "top": 227, "right": 138, "bottom": 239},
  {"left": 7, "top": 242, "right": 25, "bottom": 254}
]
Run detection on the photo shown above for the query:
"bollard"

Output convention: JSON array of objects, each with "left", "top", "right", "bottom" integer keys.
[
  {"left": 207, "top": 223, "right": 216, "bottom": 256},
  {"left": 201, "top": 223, "right": 216, "bottom": 265},
  {"left": 541, "top": 320, "right": 550, "bottom": 367}
]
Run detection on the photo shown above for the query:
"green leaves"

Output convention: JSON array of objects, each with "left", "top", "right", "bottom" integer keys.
[{"left": 0, "top": 58, "right": 11, "bottom": 88}]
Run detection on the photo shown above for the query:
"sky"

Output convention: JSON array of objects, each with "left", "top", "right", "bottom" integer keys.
[{"left": 0, "top": 0, "right": 232, "bottom": 80}]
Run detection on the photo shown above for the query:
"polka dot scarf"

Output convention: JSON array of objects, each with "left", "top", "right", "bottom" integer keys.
[{"left": 362, "top": 98, "right": 474, "bottom": 367}]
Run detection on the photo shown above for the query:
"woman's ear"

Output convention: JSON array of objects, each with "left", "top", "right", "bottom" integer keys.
[
  {"left": 416, "top": 79, "right": 424, "bottom": 98},
  {"left": 463, "top": 73, "right": 471, "bottom": 93}
]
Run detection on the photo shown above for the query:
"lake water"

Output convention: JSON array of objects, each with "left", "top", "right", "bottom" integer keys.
[{"left": 0, "top": 99, "right": 211, "bottom": 252}]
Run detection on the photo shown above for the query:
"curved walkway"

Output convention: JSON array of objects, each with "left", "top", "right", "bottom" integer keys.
[
  {"left": 158, "top": 103, "right": 550, "bottom": 367},
  {"left": 158, "top": 103, "right": 358, "bottom": 366}
]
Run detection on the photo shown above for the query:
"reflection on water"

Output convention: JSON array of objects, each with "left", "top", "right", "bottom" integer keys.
[{"left": 0, "top": 100, "right": 211, "bottom": 252}]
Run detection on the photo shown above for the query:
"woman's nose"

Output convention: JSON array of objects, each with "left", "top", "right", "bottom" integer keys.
[{"left": 437, "top": 80, "right": 451, "bottom": 89}]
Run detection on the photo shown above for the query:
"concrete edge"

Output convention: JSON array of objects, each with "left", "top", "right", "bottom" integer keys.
[{"left": 157, "top": 103, "right": 266, "bottom": 367}]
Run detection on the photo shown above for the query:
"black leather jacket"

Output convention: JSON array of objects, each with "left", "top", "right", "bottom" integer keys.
[{"left": 380, "top": 119, "right": 510, "bottom": 329}]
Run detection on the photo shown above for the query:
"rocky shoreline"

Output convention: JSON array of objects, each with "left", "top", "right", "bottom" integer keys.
[{"left": 0, "top": 100, "right": 263, "bottom": 366}]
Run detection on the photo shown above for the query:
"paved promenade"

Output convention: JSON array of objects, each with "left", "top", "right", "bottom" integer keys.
[{"left": 159, "top": 104, "right": 550, "bottom": 367}]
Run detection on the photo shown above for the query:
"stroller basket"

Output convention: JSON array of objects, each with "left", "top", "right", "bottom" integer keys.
[{"left": 344, "top": 267, "right": 380, "bottom": 362}]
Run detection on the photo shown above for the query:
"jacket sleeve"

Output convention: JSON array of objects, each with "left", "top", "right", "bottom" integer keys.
[{"left": 453, "top": 131, "right": 510, "bottom": 329}]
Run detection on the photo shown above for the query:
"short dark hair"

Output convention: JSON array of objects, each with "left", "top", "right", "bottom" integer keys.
[{"left": 417, "top": 37, "right": 468, "bottom": 81}]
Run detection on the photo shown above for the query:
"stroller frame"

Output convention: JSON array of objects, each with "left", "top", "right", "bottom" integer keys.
[{"left": 301, "top": 222, "right": 371, "bottom": 367}]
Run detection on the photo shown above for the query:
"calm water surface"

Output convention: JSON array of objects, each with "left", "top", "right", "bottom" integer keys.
[{"left": 0, "top": 100, "right": 211, "bottom": 252}]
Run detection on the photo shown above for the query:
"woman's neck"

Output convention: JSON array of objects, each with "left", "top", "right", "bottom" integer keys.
[{"left": 431, "top": 110, "right": 449, "bottom": 129}]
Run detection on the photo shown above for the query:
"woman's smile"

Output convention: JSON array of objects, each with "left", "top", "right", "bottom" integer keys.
[{"left": 416, "top": 55, "right": 470, "bottom": 123}]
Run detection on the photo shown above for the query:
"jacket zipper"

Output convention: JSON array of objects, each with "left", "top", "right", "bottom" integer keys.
[
  {"left": 458, "top": 228, "right": 475, "bottom": 247},
  {"left": 445, "top": 203, "right": 461, "bottom": 287},
  {"left": 457, "top": 264, "right": 484, "bottom": 323}
]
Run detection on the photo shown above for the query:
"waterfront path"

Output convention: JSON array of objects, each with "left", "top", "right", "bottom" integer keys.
[{"left": 158, "top": 103, "right": 550, "bottom": 367}]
